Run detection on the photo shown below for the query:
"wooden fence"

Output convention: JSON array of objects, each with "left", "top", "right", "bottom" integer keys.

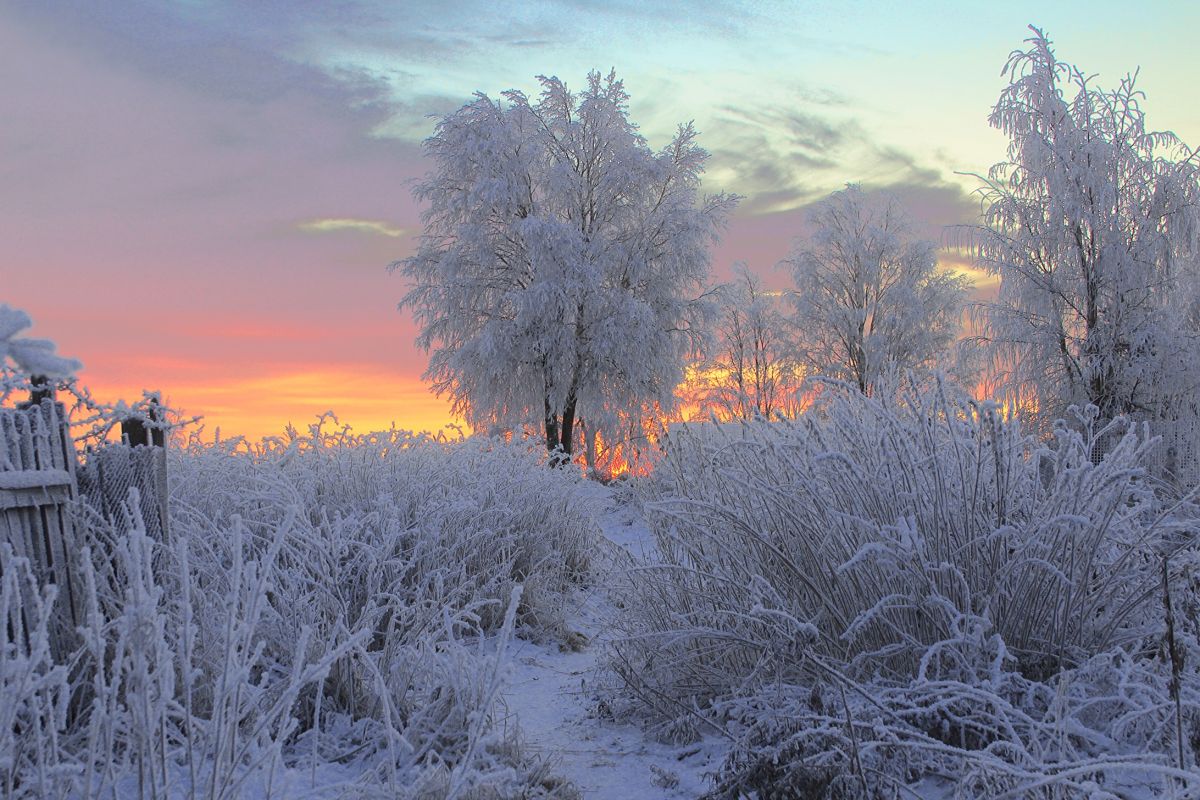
[{"left": 0, "top": 399, "right": 83, "bottom": 658}]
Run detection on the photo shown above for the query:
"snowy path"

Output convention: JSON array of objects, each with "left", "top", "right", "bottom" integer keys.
[{"left": 498, "top": 487, "right": 725, "bottom": 799}]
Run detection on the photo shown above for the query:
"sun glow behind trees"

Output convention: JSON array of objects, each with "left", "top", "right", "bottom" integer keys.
[
  {"left": 5, "top": 16, "right": 1195, "bottom": 455},
  {"left": 393, "top": 27, "right": 1200, "bottom": 462}
]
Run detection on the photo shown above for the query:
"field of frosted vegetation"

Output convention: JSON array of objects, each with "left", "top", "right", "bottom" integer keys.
[
  {"left": 4, "top": 419, "right": 599, "bottom": 799},
  {"left": 7, "top": 20, "right": 1200, "bottom": 799},
  {"left": 4, "top": 383, "right": 1200, "bottom": 799}
]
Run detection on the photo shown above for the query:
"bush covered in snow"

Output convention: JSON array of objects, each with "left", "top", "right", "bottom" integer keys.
[
  {"left": 2, "top": 422, "right": 596, "bottom": 799},
  {"left": 170, "top": 420, "right": 595, "bottom": 641},
  {"left": 609, "top": 380, "right": 1200, "bottom": 797}
]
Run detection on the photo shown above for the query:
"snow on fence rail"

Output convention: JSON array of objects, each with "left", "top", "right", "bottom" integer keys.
[{"left": 0, "top": 399, "right": 83, "bottom": 659}]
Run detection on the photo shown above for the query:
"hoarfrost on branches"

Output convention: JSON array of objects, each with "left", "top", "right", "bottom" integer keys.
[
  {"left": 2, "top": 423, "right": 598, "bottom": 798},
  {"left": 971, "top": 26, "right": 1200, "bottom": 424},
  {"left": 786, "top": 185, "right": 970, "bottom": 395},
  {"left": 395, "top": 70, "right": 737, "bottom": 458},
  {"left": 609, "top": 381, "right": 1200, "bottom": 797},
  {"left": 697, "top": 263, "right": 801, "bottom": 421},
  {"left": 0, "top": 303, "right": 81, "bottom": 388}
]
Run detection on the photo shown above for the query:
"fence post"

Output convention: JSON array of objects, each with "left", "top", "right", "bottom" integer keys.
[
  {"left": 117, "top": 395, "right": 170, "bottom": 544},
  {"left": 120, "top": 396, "right": 166, "bottom": 448}
]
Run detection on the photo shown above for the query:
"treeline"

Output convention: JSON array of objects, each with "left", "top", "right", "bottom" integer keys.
[{"left": 397, "top": 27, "right": 1200, "bottom": 472}]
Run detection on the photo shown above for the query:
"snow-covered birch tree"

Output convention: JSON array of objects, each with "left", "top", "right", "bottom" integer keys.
[
  {"left": 699, "top": 263, "right": 800, "bottom": 420},
  {"left": 786, "top": 185, "right": 970, "bottom": 395},
  {"left": 972, "top": 27, "right": 1200, "bottom": 422},
  {"left": 396, "top": 70, "right": 736, "bottom": 458}
]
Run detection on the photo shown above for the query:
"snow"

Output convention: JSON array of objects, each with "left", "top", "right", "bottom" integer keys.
[
  {"left": 499, "top": 485, "right": 727, "bottom": 798},
  {"left": 6, "top": 420, "right": 1200, "bottom": 797},
  {"left": 0, "top": 468, "right": 72, "bottom": 490},
  {"left": 396, "top": 70, "right": 738, "bottom": 456}
]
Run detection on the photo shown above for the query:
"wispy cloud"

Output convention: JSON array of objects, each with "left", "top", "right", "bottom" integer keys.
[{"left": 298, "top": 218, "right": 407, "bottom": 237}]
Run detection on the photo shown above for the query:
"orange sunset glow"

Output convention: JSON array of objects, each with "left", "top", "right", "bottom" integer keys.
[{"left": 82, "top": 368, "right": 463, "bottom": 443}]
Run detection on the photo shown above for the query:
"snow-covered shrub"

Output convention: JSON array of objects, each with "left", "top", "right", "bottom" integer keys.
[
  {"left": 165, "top": 424, "right": 596, "bottom": 791},
  {"left": 610, "top": 380, "right": 1200, "bottom": 796},
  {"left": 169, "top": 422, "right": 595, "bottom": 643},
  {"left": 0, "top": 547, "right": 75, "bottom": 799},
  {"left": 704, "top": 635, "right": 1200, "bottom": 798}
]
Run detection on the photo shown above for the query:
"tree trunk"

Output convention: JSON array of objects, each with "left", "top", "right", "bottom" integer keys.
[
  {"left": 544, "top": 393, "right": 560, "bottom": 456},
  {"left": 582, "top": 419, "right": 599, "bottom": 480},
  {"left": 559, "top": 392, "right": 578, "bottom": 458}
]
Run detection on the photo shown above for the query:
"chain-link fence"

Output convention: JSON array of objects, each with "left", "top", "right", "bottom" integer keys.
[
  {"left": 77, "top": 443, "right": 169, "bottom": 543},
  {"left": 1087, "top": 418, "right": 1200, "bottom": 491}
]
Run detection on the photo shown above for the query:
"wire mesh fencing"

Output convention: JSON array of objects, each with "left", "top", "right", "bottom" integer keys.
[
  {"left": 1087, "top": 417, "right": 1200, "bottom": 492},
  {"left": 76, "top": 442, "right": 169, "bottom": 544}
]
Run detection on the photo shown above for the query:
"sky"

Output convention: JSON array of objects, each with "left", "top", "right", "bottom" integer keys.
[{"left": 3, "top": 1, "right": 1198, "bottom": 440}]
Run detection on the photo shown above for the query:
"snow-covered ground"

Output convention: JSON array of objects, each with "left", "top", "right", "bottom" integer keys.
[{"left": 499, "top": 486, "right": 727, "bottom": 799}]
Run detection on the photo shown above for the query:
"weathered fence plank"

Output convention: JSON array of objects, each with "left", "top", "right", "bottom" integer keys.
[
  {"left": 0, "top": 398, "right": 83, "bottom": 659},
  {"left": 2, "top": 391, "right": 173, "bottom": 662}
]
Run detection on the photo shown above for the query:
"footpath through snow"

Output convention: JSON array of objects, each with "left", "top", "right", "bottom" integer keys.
[{"left": 498, "top": 484, "right": 727, "bottom": 799}]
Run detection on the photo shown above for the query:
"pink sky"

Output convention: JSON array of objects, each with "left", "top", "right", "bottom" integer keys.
[{"left": 3, "top": 3, "right": 1195, "bottom": 439}]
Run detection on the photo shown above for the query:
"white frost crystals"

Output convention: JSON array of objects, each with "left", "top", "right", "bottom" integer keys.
[
  {"left": 971, "top": 27, "right": 1200, "bottom": 425},
  {"left": 395, "top": 70, "right": 737, "bottom": 459},
  {"left": 609, "top": 382, "right": 1200, "bottom": 797},
  {"left": 2, "top": 425, "right": 600, "bottom": 799},
  {"left": 787, "top": 185, "right": 971, "bottom": 396},
  {"left": 0, "top": 303, "right": 81, "bottom": 381}
]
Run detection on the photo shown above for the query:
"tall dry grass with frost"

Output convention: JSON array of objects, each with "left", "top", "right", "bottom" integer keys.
[{"left": 610, "top": 380, "right": 1200, "bottom": 797}]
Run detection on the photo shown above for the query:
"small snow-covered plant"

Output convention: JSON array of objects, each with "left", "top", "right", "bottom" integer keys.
[
  {"left": 0, "top": 303, "right": 80, "bottom": 407},
  {"left": 0, "top": 304, "right": 80, "bottom": 386},
  {"left": 0, "top": 547, "right": 76, "bottom": 800},
  {"left": 609, "top": 378, "right": 1200, "bottom": 795}
]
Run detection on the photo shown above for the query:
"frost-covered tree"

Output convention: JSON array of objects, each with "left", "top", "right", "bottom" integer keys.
[
  {"left": 0, "top": 304, "right": 80, "bottom": 395},
  {"left": 700, "top": 264, "right": 800, "bottom": 420},
  {"left": 973, "top": 28, "right": 1200, "bottom": 422},
  {"left": 786, "top": 185, "right": 970, "bottom": 395},
  {"left": 396, "top": 70, "right": 735, "bottom": 458}
]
